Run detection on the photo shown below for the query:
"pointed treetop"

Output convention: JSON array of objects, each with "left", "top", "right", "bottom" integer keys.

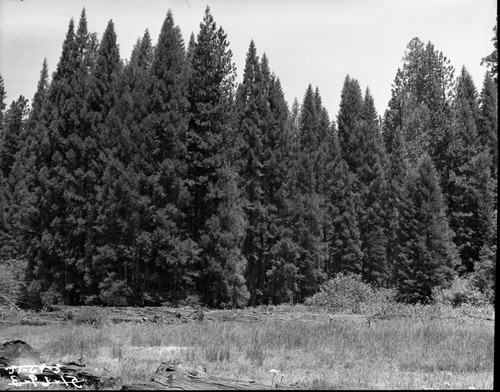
[
  {"left": 187, "top": 31, "right": 196, "bottom": 59},
  {"left": 337, "top": 75, "right": 365, "bottom": 171},
  {"left": 93, "top": 19, "right": 121, "bottom": 81},
  {"left": 261, "top": 52, "right": 268, "bottom": 66},
  {"left": 338, "top": 74, "right": 363, "bottom": 123},
  {"left": 76, "top": 7, "right": 88, "bottom": 39},
  {"left": 260, "top": 52, "right": 270, "bottom": 83},
  {"left": 136, "top": 29, "right": 153, "bottom": 68},
  {"left": 244, "top": 39, "right": 258, "bottom": 63},
  {"left": 54, "top": 17, "right": 76, "bottom": 79},
  {"left": 30, "top": 58, "right": 49, "bottom": 121},
  {"left": 313, "top": 86, "right": 322, "bottom": 107},
  {"left": 0, "top": 74, "right": 6, "bottom": 113},
  {"left": 152, "top": 8, "right": 185, "bottom": 79},
  {"left": 190, "top": 4, "right": 235, "bottom": 102},
  {"left": 362, "top": 86, "right": 378, "bottom": 125},
  {"left": 455, "top": 65, "right": 478, "bottom": 108},
  {"left": 299, "top": 84, "right": 320, "bottom": 149},
  {"left": 37, "top": 58, "right": 49, "bottom": 90},
  {"left": 188, "top": 32, "right": 196, "bottom": 45},
  {"left": 201, "top": 5, "right": 215, "bottom": 31},
  {"left": 242, "top": 40, "right": 260, "bottom": 82}
]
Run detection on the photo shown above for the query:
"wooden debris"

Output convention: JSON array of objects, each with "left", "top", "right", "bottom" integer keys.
[
  {"left": 0, "top": 340, "right": 116, "bottom": 389},
  {"left": 0, "top": 294, "right": 21, "bottom": 311},
  {"left": 0, "top": 340, "right": 43, "bottom": 369},
  {"left": 4, "top": 303, "right": 488, "bottom": 329},
  {"left": 465, "top": 314, "right": 494, "bottom": 322},
  {"left": 123, "top": 360, "right": 303, "bottom": 390}
]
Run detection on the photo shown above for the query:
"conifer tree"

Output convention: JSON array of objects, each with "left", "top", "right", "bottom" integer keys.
[
  {"left": 337, "top": 75, "right": 364, "bottom": 173},
  {"left": 396, "top": 154, "right": 458, "bottom": 303},
  {"left": 357, "top": 88, "right": 388, "bottom": 286},
  {"left": 384, "top": 38, "right": 455, "bottom": 167},
  {"left": 481, "top": 20, "right": 498, "bottom": 85},
  {"left": 0, "top": 96, "right": 29, "bottom": 178},
  {"left": 384, "top": 127, "right": 408, "bottom": 285},
  {"left": 0, "top": 75, "right": 8, "bottom": 258},
  {"left": 186, "top": 7, "right": 246, "bottom": 307},
  {"left": 284, "top": 85, "right": 330, "bottom": 301},
  {"left": 0, "top": 95, "right": 29, "bottom": 261},
  {"left": 200, "top": 165, "right": 249, "bottom": 307},
  {"left": 83, "top": 19, "right": 126, "bottom": 303},
  {"left": 288, "top": 97, "right": 300, "bottom": 150},
  {"left": 24, "top": 10, "right": 96, "bottom": 306},
  {"left": 29, "top": 59, "right": 49, "bottom": 128},
  {"left": 323, "top": 130, "right": 363, "bottom": 277},
  {"left": 143, "top": 10, "right": 197, "bottom": 303},
  {"left": 261, "top": 73, "right": 296, "bottom": 304},
  {"left": 96, "top": 28, "right": 160, "bottom": 305},
  {"left": 477, "top": 72, "right": 498, "bottom": 195},
  {"left": 0, "top": 75, "right": 6, "bottom": 120},
  {"left": 25, "top": 25, "right": 77, "bottom": 304},
  {"left": 435, "top": 67, "right": 485, "bottom": 272},
  {"left": 150, "top": 10, "right": 189, "bottom": 164},
  {"left": 337, "top": 78, "right": 389, "bottom": 285},
  {"left": 236, "top": 40, "right": 267, "bottom": 304}
]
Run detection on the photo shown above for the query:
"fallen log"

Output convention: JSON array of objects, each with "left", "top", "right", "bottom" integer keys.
[
  {"left": 0, "top": 340, "right": 116, "bottom": 389},
  {"left": 123, "top": 360, "right": 303, "bottom": 390},
  {"left": 465, "top": 314, "right": 494, "bottom": 321},
  {"left": 104, "top": 306, "right": 204, "bottom": 324}
]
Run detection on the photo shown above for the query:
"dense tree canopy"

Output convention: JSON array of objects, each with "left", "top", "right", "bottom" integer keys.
[{"left": 0, "top": 9, "right": 496, "bottom": 308}]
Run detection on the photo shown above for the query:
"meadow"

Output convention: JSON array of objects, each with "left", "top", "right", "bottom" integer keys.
[{"left": 0, "top": 303, "right": 494, "bottom": 390}]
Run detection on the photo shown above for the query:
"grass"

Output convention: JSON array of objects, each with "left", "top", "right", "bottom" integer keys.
[{"left": 0, "top": 304, "right": 494, "bottom": 390}]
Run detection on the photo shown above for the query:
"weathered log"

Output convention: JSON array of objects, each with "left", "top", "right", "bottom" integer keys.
[
  {"left": 123, "top": 360, "right": 303, "bottom": 390},
  {"left": 102, "top": 306, "right": 204, "bottom": 324},
  {"left": 0, "top": 340, "right": 43, "bottom": 369},
  {"left": 0, "top": 340, "right": 116, "bottom": 389}
]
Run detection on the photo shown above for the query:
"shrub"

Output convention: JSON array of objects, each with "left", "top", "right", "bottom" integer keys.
[
  {"left": 304, "top": 273, "right": 395, "bottom": 313},
  {"left": 432, "top": 275, "right": 490, "bottom": 306}
]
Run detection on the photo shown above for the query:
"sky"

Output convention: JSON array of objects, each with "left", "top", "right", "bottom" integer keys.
[{"left": 0, "top": 0, "right": 497, "bottom": 120}]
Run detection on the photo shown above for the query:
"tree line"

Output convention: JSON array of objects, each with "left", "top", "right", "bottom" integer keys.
[{"left": 0, "top": 8, "right": 497, "bottom": 308}]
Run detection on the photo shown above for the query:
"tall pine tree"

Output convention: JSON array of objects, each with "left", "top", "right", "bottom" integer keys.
[
  {"left": 357, "top": 88, "right": 388, "bottom": 286},
  {"left": 186, "top": 7, "right": 247, "bottom": 307},
  {"left": 396, "top": 154, "right": 458, "bottom": 303},
  {"left": 236, "top": 40, "right": 266, "bottom": 304}
]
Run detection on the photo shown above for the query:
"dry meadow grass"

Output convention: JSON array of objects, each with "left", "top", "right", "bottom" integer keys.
[{"left": 0, "top": 304, "right": 494, "bottom": 390}]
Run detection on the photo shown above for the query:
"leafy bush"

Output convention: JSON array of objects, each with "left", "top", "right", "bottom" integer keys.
[
  {"left": 304, "top": 273, "right": 395, "bottom": 313},
  {"left": 432, "top": 275, "right": 491, "bottom": 306}
]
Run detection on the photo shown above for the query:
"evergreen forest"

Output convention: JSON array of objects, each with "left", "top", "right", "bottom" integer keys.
[{"left": 0, "top": 8, "right": 497, "bottom": 308}]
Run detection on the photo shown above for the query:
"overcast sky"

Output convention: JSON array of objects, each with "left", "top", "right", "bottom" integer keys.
[{"left": 0, "top": 0, "right": 496, "bottom": 120}]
